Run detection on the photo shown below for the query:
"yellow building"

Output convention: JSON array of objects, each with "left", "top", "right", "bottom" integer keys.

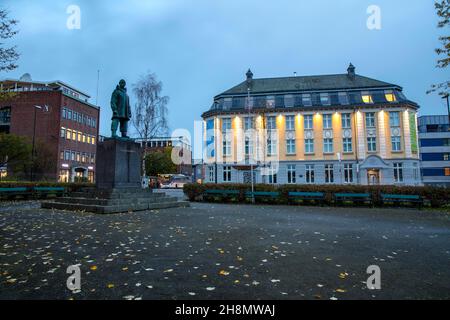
[{"left": 202, "top": 64, "right": 421, "bottom": 186}]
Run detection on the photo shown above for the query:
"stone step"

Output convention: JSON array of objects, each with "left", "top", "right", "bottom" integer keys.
[
  {"left": 41, "top": 200, "right": 190, "bottom": 214},
  {"left": 55, "top": 195, "right": 176, "bottom": 206},
  {"left": 70, "top": 190, "right": 164, "bottom": 199}
]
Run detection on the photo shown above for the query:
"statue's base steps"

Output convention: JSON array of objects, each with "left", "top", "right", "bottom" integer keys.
[{"left": 41, "top": 188, "right": 189, "bottom": 214}]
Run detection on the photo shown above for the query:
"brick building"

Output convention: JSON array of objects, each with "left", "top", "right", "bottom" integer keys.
[{"left": 0, "top": 76, "right": 100, "bottom": 182}]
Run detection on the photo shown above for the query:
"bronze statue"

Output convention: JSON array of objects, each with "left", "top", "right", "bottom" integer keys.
[{"left": 111, "top": 79, "right": 131, "bottom": 138}]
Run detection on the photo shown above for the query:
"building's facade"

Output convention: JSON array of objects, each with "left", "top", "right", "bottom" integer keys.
[
  {"left": 0, "top": 76, "right": 100, "bottom": 182},
  {"left": 418, "top": 115, "right": 450, "bottom": 187},
  {"left": 202, "top": 65, "right": 422, "bottom": 186},
  {"left": 136, "top": 136, "right": 193, "bottom": 176}
]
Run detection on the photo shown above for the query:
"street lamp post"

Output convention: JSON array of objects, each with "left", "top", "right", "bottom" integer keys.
[
  {"left": 444, "top": 94, "right": 450, "bottom": 130},
  {"left": 247, "top": 88, "right": 255, "bottom": 204},
  {"left": 30, "top": 105, "right": 42, "bottom": 182}
]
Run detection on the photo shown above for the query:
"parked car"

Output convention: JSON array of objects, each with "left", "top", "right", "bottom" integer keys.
[{"left": 160, "top": 175, "right": 191, "bottom": 189}]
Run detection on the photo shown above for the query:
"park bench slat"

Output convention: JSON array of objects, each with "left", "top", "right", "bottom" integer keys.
[
  {"left": 381, "top": 194, "right": 421, "bottom": 200},
  {"left": 289, "top": 192, "right": 324, "bottom": 197},
  {"left": 335, "top": 193, "right": 371, "bottom": 198},
  {"left": 0, "top": 187, "right": 28, "bottom": 192}
]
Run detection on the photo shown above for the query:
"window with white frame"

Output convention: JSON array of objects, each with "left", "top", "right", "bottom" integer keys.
[
  {"left": 389, "top": 111, "right": 400, "bottom": 127},
  {"left": 286, "top": 139, "right": 296, "bottom": 155},
  {"left": 344, "top": 164, "right": 353, "bottom": 183},
  {"left": 244, "top": 117, "right": 254, "bottom": 130},
  {"left": 304, "top": 115, "right": 313, "bottom": 129},
  {"left": 367, "top": 137, "right": 377, "bottom": 152},
  {"left": 268, "top": 167, "right": 277, "bottom": 184},
  {"left": 208, "top": 166, "right": 214, "bottom": 182},
  {"left": 286, "top": 115, "right": 295, "bottom": 131},
  {"left": 323, "top": 138, "right": 333, "bottom": 153},
  {"left": 320, "top": 93, "right": 330, "bottom": 105},
  {"left": 343, "top": 138, "right": 353, "bottom": 153},
  {"left": 393, "top": 163, "right": 403, "bottom": 183},
  {"left": 223, "top": 166, "right": 232, "bottom": 182},
  {"left": 302, "top": 94, "right": 312, "bottom": 106},
  {"left": 245, "top": 137, "right": 253, "bottom": 156},
  {"left": 222, "top": 118, "right": 231, "bottom": 133},
  {"left": 341, "top": 113, "right": 351, "bottom": 128},
  {"left": 305, "top": 139, "right": 314, "bottom": 153},
  {"left": 391, "top": 136, "right": 401, "bottom": 151},
  {"left": 267, "top": 138, "right": 277, "bottom": 156},
  {"left": 267, "top": 116, "right": 276, "bottom": 130},
  {"left": 305, "top": 165, "right": 315, "bottom": 184},
  {"left": 325, "top": 164, "right": 334, "bottom": 183},
  {"left": 223, "top": 140, "right": 231, "bottom": 156},
  {"left": 365, "top": 112, "right": 376, "bottom": 127},
  {"left": 323, "top": 114, "right": 332, "bottom": 129},
  {"left": 413, "top": 162, "right": 419, "bottom": 180},
  {"left": 287, "top": 165, "right": 296, "bottom": 184},
  {"left": 60, "top": 127, "right": 66, "bottom": 138}
]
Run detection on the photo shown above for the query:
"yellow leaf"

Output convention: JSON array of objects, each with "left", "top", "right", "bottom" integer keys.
[
  {"left": 219, "top": 270, "right": 230, "bottom": 276},
  {"left": 107, "top": 284, "right": 115, "bottom": 289},
  {"left": 335, "top": 288, "right": 347, "bottom": 293},
  {"left": 122, "top": 267, "right": 128, "bottom": 271},
  {"left": 90, "top": 266, "right": 98, "bottom": 271}
]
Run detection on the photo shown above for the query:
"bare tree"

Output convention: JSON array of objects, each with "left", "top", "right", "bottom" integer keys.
[
  {"left": 132, "top": 72, "right": 169, "bottom": 176},
  {"left": 0, "top": 9, "right": 19, "bottom": 73},
  {"left": 428, "top": 0, "right": 450, "bottom": 96}
]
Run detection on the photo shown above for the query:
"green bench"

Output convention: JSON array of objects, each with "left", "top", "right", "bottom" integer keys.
[
  {"left": 381, "top": 194, "right": 423, "bottom": 207},
  {"left": 245, "top": 191, "right": 280, "bottom": 202},
  {"left": 0, "top": 187, "right": 30, "bottom": 200},
  {"left": 288, "top": 191, "right": 325, "bottom": 204},
  {"left": 33, "top": 187, "right": 66, "bottom": 198},
  {"left": 334, "top": 193, "right": 372, "bottom": 205}
]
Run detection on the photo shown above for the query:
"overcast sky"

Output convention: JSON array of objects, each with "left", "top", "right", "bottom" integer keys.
[{"left": 1, "top": 0, "right": 448, "bottom": 158}]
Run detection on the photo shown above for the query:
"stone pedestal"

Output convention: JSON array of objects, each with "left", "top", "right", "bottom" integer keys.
[
  {"left": 96, "top": 138, "right": 142, "bottom": 189},
  {"left": 41, "top": 138, "right": 189, "bottom": 214}
]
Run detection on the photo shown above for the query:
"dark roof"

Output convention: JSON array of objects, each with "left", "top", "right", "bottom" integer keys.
[{"left": 217, "top": 73, "right": 399, "bottom": 97}]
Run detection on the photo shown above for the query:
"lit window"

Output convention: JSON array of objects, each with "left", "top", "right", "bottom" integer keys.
[
  {"left": 78, "top": 132, "right": 82, "bottom": 142},
  {"left": 445, "top": 168, "right": 450, "bottom": 176},
  {"left": 323, "top": 138, "right": 333, "bottom": 153},
  {"left": 362, "top": 92, "right": 374, "bottom": 104},
  {"left": 66, "top": 129, "right": 71, "bottom": 140},
  {"left": 76, "top": 153, "right": 81, "bottom": 162},
  {"left": 87, "top": 136, "right": 91, "bottom": 144},
  {"left": 91, "top": 136, "right": 96, "bottom": 145},
  {"left": 385, "top": 90, "right": 397, "bottom": 102},
  {"left": 287, "top": 165, "right": 296, "bottom": 184},
  {"left": 82, "top": 134, "right": 86, "bottom": 143},
  {"left": 72, "top": 131, "right": 76, "bottom": 140}
]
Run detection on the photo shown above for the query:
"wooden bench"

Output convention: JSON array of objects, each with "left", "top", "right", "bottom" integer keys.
[
  {"left": 245, "top": 191, "right": 280, "bottom": 202},
  {"left": 334, "top": 193, "right": 372, "bottom": 205},
  {"left": 288, "top": 191, "right": 325, "bottom": 204},
  {"left": 0, "top": 187, "right": 30, "bottom": 200},
  {"left": 381, "top": 194, "right": 423, "bottom": 207},
  {"left": 33, "top": 187, "right": 66, "bottom": 199}
]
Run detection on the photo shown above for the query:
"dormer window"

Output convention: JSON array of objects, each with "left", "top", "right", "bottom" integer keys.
[
  {"left": 302, "top": 94, "right": 312, "bottom": 106},
  {"left": 338, "top": 92, "right": 349, "bottom": 105},
  {"left": 361, "top": 92, "right": 374, "bottom": 104},
  {"left": 385, "top": 90, "right": 397, "bottom": 102},
  {"left": 320, "top": 93, "right": 330, "bottom": 105}
]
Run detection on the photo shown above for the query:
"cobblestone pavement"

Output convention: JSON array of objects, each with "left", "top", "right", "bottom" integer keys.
[{"left": 0, "top": 201, "right": 449, "bottom": 300}]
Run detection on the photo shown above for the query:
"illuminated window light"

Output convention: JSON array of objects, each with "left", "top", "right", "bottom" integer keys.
[{"left": 362, "top": 93, "right": 374, "bottom": 104}]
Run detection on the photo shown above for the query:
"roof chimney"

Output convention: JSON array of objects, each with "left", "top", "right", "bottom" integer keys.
[
  {"left": 246, "top": 68, "right": 253, "bottom": 89},
  {"left": 347, "top": 63, "right": 355, "bottom": 79}
]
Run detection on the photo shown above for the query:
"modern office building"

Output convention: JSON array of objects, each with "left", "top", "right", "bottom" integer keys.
[
  {"left": 202, "top": 64, "right": 422, "bottom": 186},
  {"left": 0, "top": 75, "right": 100, "bottom": 182},
  {"left": 418, "top": 115, "right": 450, "bottom": 187}
]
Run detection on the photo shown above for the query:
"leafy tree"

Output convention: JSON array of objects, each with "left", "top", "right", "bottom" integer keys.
[
  {"left": 0, "top": 133, "right": 31, "bottom": 175},
  {"left": 428, "top": 0, "right": 450, "bottom": 96},
  {"left": 32, "top": 140, "right": 56, "bottom": 180},
  {"left": 144, "top": 148, "right": 177, "bottom": 176},
  {"left": 0, "top": 9, "right": 19, "bottom": 73}
]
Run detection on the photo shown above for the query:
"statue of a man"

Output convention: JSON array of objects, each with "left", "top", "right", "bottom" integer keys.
[{"left": 110, "top": 79, "right": 132, "bottom": 138}]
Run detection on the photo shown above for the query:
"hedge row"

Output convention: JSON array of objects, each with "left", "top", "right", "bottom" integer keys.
[
  {"left": 183, "top": 183, "right": 450, "bottom": 208},
  {"left": 0, "top": 181, "right": 93, "bottom": 193}
]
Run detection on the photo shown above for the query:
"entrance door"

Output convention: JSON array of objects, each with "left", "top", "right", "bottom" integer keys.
[{"left": 367, "top": 169, "right": 380, "bottom": 185}]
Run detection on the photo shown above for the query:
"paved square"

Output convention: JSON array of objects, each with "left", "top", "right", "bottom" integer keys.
[{"left": 0, "top": 201, "right": 449, "bottom": 300}]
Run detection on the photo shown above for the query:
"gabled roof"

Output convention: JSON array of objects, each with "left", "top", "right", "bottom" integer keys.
[{"left": 217, "top": 73, "right": 399, "bottom": 97}]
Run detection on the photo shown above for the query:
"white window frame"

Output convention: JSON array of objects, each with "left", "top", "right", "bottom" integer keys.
[
  {"left": 323, "top": 138, "right": 334, "bottom": 153},
  {"left": 287, "top": 165, "right": 296, "bottom": 184}
]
